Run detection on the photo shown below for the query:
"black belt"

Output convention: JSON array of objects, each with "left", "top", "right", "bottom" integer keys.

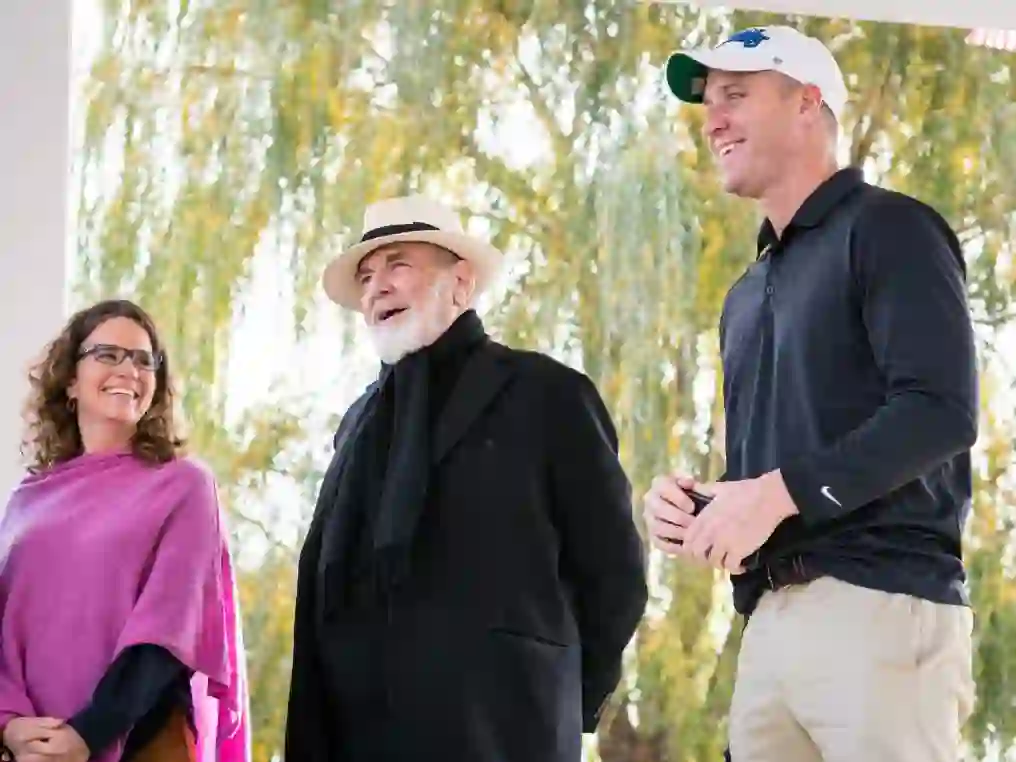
[
  {"left": 741, "top": 553, "right": 822, "bottom": 622},
  {"left": 759, "top": 554, "right": 822, "bottom": 592}
]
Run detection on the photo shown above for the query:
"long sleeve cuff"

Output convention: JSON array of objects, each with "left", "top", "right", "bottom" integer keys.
[{"left": 67, "top": 644, "right": 187, "bottom": 755}]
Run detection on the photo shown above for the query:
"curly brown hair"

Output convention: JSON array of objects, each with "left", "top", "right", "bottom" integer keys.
[{"left": 21, "top": 299, "right": 186, "bottom": 473}]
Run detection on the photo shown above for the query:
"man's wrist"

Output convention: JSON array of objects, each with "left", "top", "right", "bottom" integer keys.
[{"left": 760, "top": 469, "right": 799, "bottom": 522}]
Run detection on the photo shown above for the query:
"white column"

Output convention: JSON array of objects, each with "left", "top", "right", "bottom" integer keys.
[{"left": 0, "top": 3, "right": 73, "bottom": 498}]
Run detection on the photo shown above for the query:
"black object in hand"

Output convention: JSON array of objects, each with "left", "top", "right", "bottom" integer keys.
[{"left": 684, "top": 488, "right": 714, "bottom": 516}]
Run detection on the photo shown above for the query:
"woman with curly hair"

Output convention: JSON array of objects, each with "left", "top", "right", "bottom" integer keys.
[{"left": 0, "top": 299, "right": 250, "bottom": 762}]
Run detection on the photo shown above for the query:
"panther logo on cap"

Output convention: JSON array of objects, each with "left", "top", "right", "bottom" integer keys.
[{"left": 720, "top": 27, "right": 770, "bottom": 49}]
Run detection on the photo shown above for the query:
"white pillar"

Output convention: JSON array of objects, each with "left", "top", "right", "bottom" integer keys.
[{"left": 0, "top": 4, "right": 73, "bottom": 498}]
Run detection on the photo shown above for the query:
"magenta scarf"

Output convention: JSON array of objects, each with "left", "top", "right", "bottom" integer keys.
[{"left": 0, "top": 451, "right": 251, "bottom": 762}]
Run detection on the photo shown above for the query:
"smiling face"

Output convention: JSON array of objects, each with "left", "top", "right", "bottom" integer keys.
[
  {"left": 356, "top": 241, "right": 475, "bottom": 364},
  {"left": 67, "top": 316, "right": 159, "bottom": 432},
  {"left": 702, "top": 69, "right": 823, "bottom": 199}
]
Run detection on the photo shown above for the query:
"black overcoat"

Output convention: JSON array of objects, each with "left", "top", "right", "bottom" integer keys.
[{"left": 285, "top": 340, "right": 648, "bottom": 762}]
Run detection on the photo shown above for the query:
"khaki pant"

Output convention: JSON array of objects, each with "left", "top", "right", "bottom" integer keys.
[{"left": 729, "top": 576, "right": 975, "bottom": 762}]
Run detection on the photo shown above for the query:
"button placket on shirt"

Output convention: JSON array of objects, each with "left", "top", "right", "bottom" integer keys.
[{"left": 761, "top": 243, "right": 777, "bottom": 300}]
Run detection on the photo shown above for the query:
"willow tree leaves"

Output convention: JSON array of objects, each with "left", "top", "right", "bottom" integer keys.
[{"left": 77, "top": 2, "right": 1016, "bottom": 759}]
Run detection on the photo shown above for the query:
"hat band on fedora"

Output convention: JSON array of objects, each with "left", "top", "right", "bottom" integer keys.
[{"left": 360, "top": 221, "right": 441, "bottom": 243}]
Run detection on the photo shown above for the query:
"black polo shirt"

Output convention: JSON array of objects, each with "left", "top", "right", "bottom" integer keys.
[{"left": 720, "top": 168, "right": 978, "bottom": 616}]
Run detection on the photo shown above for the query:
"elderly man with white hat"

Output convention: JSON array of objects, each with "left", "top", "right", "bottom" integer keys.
[{"left": 285, "top": 195, "right": 648, "bottom": 762}]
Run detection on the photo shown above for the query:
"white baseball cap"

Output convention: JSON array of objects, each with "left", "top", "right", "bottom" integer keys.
[{"left": 666, "top": 26, "right": 848, "bottom": 123}]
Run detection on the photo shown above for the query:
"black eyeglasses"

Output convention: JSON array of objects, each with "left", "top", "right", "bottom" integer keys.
[{"left": 78, "top": 343, "right": 162, "bottom": 371}]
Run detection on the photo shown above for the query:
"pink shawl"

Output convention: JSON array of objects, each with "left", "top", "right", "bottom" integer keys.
[{"left": 0, "top": 451, "right": 251, "bottom": 762}]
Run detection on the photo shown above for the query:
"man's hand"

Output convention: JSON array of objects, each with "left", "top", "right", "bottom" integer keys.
[
  {"left": 683, "top": 469, "right": 798, "bottom": 573},
  {"left": 643, "top": 472, "right": 716, "bottom": 566},
  {"left": 18, "top": 724, "right": 89, "bottom": 762}
]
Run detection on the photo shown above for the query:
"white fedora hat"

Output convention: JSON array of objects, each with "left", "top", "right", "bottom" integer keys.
[{"left": 322, "top": 195, "right": 505, "bottom": 311}]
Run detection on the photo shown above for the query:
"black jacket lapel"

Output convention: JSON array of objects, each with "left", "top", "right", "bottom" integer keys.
[
  {"left": 432, "top": 344, "right": 514, "bottom": 464},
  {"left": 305, "top": 386, "right": 376, "bottom": 536},
  {"left": 299, "top": 385, "right": 377, "bottom": 587}
]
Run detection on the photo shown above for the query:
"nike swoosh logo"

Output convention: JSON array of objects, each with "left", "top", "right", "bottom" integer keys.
[{"left": 820, "top": 486, "right": 842, "bottom": 507}]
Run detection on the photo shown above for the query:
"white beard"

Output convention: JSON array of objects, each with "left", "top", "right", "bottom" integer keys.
[{"left": 366, "top": 275, "right": 458, "bottom": 365}]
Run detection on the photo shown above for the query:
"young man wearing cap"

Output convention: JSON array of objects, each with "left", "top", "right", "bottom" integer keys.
[
  {"left": 285, "top": 195, "right": 648, "bottom": 762},
  {"left": 643, "top": 26, "right": 978, "bottom": 762}
]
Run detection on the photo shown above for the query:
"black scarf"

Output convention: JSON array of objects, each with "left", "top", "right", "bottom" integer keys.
[{"left": 319, "top": 309, "right": 487, "bottom": 612}]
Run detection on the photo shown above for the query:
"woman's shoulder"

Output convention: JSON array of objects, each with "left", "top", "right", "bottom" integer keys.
[
  {"left": 153, "top": 457, "right": 226, "bottom": 532},
  {"left": 156, "top": 454, "right": 213, "bottom": 480},
  {"left": 154, "top": 456, "right": 220, "bottom": 504}
]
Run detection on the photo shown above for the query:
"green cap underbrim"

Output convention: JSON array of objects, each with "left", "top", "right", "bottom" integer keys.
[{"left": 666, "top": 53, "right": 709, "bottom": 103}]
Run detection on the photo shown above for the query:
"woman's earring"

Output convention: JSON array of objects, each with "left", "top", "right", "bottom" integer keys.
[{"left": 66, "top": 397, "right": 77, "bottom": 413}]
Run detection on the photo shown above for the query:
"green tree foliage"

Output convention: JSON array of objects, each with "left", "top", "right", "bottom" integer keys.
[{"left": 77, "top": 1, "right": 1016, "bottom": 759}]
